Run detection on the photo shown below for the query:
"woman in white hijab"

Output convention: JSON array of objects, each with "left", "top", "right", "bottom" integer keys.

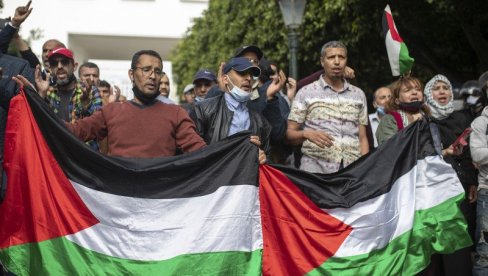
[{"left": 424, "top": 74, "right": 477, "bottom": 276}]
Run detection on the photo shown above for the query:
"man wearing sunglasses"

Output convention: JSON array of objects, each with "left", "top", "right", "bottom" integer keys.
[{"left": 39, "top": 47, "right": 102, "bottom": 124}]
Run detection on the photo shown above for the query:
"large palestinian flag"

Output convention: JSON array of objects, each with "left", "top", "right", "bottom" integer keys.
[
  {"left": 382, "top": 4, "right": 415, "bottom": 76},
  {"left": 0, "top": 88, "right": 471, "bottom": 275}
]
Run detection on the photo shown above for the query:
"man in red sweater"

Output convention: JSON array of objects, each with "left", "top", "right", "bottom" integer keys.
[{"left": 32, "top": 50, "right": 207, "bottom": 158}]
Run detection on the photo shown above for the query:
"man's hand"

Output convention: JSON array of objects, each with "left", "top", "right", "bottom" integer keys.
[
  {"left": 266, "top": 70, "right": 286, "bottom": 100},
  {"left": 250, "top": 135, "right": 261, "bottom": 147},
  {"left": 442, "top": 144, "right": 464, "bottom": 157},
  {"left": 304, "top": 129, "right": 335, "bottom": 148},
  {"left": 12, "top": 74, "right": 34, "bottom": 89},
  {"left": 344, "top": 66, "right": 355, "bottom": 79},
  {"left": 80, "top": 79, "right": 93, "bottom": 102},
  {"left": 258, "top": 149, "right": 266, "bottom": 164},
  {"left": 286, "top": 77, "right": 297, "bottom": 102},
  {"left": 108, "top": 85, "right": 121, "bottom": 103},
  {"left": 217, "top": 62, "right": 226, "bottom": 91},
  {"left": 34, "top": 65, "right": 50, "bottom": 98},
  {"left": 250, "top": 136, "right": 266, "bottom": 164},
  {"left": 11, "top": 1, "right": 33, "bottom": 28},
  {"left": 469, "top": 185, "right": 477, "bottom": 203},
  {"left": 113, "top": 85, "right": 121, "bottom": 98}
]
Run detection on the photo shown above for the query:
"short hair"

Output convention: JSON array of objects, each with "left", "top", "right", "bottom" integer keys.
[
  {"left": 373, "top": 87, "right": 391, "bottom": 100},
  {"left": 78, "top": 62, "right": 100, "bottom": 76},
  {"left": 99, "top": 80, "right": 111, "bottom": 89},
  {"left": 386, "top": 76, "right": 430, "bottom": 116},
  {"left": 321, "top": 41, "right": 347, "bottom": 57},
  {"left": 131, "top": 50, "right": 162, "bottom": 69},
  {"left": 42, "top": 39, "right": 66, "bottom": 49}
]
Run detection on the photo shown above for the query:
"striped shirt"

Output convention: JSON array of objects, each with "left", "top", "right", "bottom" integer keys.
[{"left": 288, "top": 76, "right": 368, "bottom": 173}]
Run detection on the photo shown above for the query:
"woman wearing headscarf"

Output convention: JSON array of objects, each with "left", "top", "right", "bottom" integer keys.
[{"left": 423, "top": 74, "right": 477, "bottom": 276}]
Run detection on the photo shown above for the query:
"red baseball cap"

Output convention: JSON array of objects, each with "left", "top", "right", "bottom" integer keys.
[{"left": 47, "top": 47, "right": 74, "bottom": 60}]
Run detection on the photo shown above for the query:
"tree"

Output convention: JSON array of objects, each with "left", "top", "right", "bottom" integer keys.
[{"left": 171, "top": 0, "right": 488, "bottom": 97}]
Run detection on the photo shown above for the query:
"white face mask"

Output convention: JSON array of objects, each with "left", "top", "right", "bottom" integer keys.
[
  {"left": 466, "top": 95, "right": 480, "bottom": 105},
  {"left": 226, "top": 75, "right": 251, "bottom": 102},
  {"left": 376, "top": 106, "right": 386, "bottom": 116},
  {"left": 194, "top": 96, "right": 205, "bottom": 102}
]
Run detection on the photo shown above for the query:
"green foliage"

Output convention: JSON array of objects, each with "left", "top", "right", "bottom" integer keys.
[
  {"left": 172, "top": 0, "right": 488, "bottom": 97},
  {"left": 7, "top": 28, "right": 44, "bottom": 57}
]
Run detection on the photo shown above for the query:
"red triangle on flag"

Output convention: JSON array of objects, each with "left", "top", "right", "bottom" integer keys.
[
  {"left": 0, "top": 91, "right": 99, "bottom": 249},
  {"left": 259, "top": 165, "right": 353, "bottom": 275},
  {"left": 384, "top": 6, "right": 404, "bottom": 43}
]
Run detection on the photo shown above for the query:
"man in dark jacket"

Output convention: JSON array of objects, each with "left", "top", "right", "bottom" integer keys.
[
  {"left": 191, "top": 57, "right": 271, "bottom": 154},
  {"left": 0, "top": 53, "right": 35, "bottom": 200}
]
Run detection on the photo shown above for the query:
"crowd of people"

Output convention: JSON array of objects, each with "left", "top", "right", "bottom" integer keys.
[{"left": 2, "top": 1, "right": 488, "bottom": 275}]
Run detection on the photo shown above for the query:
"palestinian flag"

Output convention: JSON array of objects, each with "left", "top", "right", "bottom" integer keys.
[
  {"left": 382, "top": 4, "right": 415, "bottom": 76},
  {"left": 0, "top": 88, "right": 471, "bottom": 275}
]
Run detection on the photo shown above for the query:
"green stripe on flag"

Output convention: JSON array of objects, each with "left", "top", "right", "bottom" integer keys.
[
  {"left": 0, "top": 237, "right": 262, "bottom": 276},
  {"left": 399, "top": 42, "right": 415, "bottom": 75},
  {"left": 308, "top": 193, "right": 471, "bottom": 276}
]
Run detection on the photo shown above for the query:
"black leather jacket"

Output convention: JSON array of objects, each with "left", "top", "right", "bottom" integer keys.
[{"left": 190, "top": 93, "right": 271, "bottom": 154}]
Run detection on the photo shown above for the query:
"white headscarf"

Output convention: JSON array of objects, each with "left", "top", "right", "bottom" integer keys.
[{"left": 424, "top": 74, "right": 454, "bottom": 120}]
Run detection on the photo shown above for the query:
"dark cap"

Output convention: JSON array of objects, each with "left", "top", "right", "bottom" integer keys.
[
  {"left": 223, "top": 57, "right": 261, "bottom": 77},
  {"left": 233, "top": 45, "right": 263, "bottom": 61},
  {"left": 48, "top": 47, "right": 74, "bottom": 60},
  {"left": 193, "top": 69, "right": 217, "bottom": 84}
]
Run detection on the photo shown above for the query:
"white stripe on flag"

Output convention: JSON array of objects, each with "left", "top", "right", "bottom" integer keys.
[
  {"left": 326, "top": 156, "right": 463, "bottom": 257},
  {"left": 415, "top": 156, "right": 464, "bottom": 210},
  {"left": 66, "top": 184, "right": 262, "bottom": 261},
  {"left": 386, "top": 30, "right": 401, "bottom": 76}
]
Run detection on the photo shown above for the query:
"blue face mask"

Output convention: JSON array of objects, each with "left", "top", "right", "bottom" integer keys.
[
  {"left": 376, "top": 106, "right": 386, "bottom": 116},
  {"left": 194, "top": 96, "right": 205, "bottom": 102},
  {"left": 227, "top": 75, "right": 251, "bottom": 102}
]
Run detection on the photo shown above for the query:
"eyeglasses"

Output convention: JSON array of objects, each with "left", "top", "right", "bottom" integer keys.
[
  {"left": 49, "top": 58, "right": 71, "bottom": 67},
  {"left": 134, "top": 66, "right": 164, "bottom": 78}
]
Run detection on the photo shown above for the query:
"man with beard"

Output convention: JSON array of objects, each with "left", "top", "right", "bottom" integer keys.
[
  {"left": 38, "top": 47, "right": 102, "bottom": 123},
  {"left": 286, "top": 41, "right": 369, "bottom": 174},
  {"left": 27, "top": 50, "right": 206, "bottom": 158},
  {"left": 156, "top": 72, "right": 175, "bottom": 104},
  {"left": 159, "top": 72, "right": 170, "bottom": 98}
]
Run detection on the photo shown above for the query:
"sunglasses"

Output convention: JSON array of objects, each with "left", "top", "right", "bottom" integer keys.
[{"left": 49, "top": 58, "right": 71, "bottom": 67}]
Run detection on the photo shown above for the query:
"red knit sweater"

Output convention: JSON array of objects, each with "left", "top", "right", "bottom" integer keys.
[{"left": 66, "top": 101, "right": 206, "bottom": 158}]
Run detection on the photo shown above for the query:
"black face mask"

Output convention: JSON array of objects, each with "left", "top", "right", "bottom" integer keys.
[
  {"left": 132, "top": 85, "right": 159, "bottom": 105},
  {"left": 399, "top": 101, "right": 423, "bottom": 112}
]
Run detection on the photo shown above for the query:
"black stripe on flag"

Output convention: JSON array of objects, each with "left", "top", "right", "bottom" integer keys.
[
  {"left": 24, "top": 87, "right": 259, "bottom": 199},
  {"left": 382, "top": 7, "right": 389, "bottom": 38},
  {"left": 273, "top": 120, "right": 436, "bottom": 209}
]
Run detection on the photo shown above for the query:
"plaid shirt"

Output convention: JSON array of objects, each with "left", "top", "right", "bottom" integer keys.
[{"left": 46, "top": 81, "right": 103, "bottom": 123}]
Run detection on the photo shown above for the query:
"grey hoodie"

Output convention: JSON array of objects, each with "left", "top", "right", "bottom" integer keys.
[{"left": 470, "top": 106, "right": 488, "bottom": 189}]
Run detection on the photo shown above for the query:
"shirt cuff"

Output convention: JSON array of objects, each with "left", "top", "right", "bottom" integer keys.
[{"left": 8, "top": 22, "right": 19, "bottom": 29}]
